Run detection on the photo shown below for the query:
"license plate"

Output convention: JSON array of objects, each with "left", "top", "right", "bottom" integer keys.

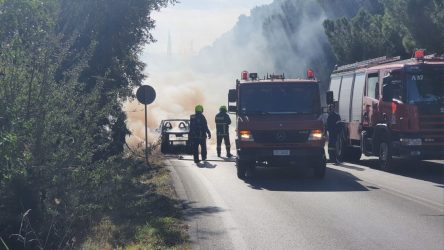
[
  {"left": 273, "top": 150, "right": 290, "bottom": 156},
  {"left": 173, "top": 141, "right": 186, "bottom": 145}
]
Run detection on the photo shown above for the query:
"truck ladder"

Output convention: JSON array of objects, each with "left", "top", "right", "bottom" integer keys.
[{"left": 334, "top": 56, "right": 401, "bottom": 73}]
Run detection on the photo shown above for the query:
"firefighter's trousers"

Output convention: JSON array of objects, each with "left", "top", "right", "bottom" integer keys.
[
  {"left": 216, "top": 134, "right": 231, "bottom": 156},
  {"left": 192, "top": 138, "right": 207, "bottom": 163}
]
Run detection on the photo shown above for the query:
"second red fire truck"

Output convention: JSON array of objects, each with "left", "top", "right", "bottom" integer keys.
[{"left": 327, "top": 50, "right": 444, "bottom": 170}]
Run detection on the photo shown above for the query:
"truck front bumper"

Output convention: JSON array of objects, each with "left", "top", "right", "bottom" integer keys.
[
  {"left": 392, "top": 143, "right": 444, "bottom": 160},
  {"left": 237, "top": 148, "right": 324, "bottom": 163}
]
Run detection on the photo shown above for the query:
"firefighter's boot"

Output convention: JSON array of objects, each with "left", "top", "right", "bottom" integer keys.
[{"left": 226, "top": 146, "right": 232, "bottom": 158}]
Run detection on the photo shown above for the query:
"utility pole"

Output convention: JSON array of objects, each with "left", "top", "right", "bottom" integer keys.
[
  {"left": 144, "top": 103, "right": 148, "bottom": 163},
  {"left": 136, "top": 85, "right": 156, "bottom": 166}
]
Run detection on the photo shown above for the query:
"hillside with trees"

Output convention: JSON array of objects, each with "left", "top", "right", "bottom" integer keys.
[
  {"left": 323, "top": 0, "right": 444, "bottom": 64},
  {"left": 194, "top": 0, "right": 381, "bottom": 87},
  {"left": 196, "top": 0, "right": 443, "bottom": 92}
]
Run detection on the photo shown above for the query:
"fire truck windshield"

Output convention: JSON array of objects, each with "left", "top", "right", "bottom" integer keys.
[
  {"left": 406, "top": 68, "right": 444, "bottom": 105},
  {"left": 239, "top": 83, "right": 320, "bottom": 115}
]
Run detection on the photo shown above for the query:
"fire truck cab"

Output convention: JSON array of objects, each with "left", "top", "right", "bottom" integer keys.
[
  {"left": 327, "top": 50, "right": 444, "bottom": 171},
  {"left": 228, "top": 70, "right": 326, "bottom": 179}
]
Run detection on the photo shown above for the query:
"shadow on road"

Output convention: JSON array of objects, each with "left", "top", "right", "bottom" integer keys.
[
  {"left": 359, "top": 159, "right": 444, "bottom": 186},
  {"left": 179, "top": 201, "right": 227, "bottom": 242},
  {"left": 243, "top": 167, "right": 369, "bottom": 192},
  {"left": 173, "top": 155, "right": 235, "bottom": 163},
  {"left": 181, "top": 201, "right": 225, "bottom": 219},
  {"left": 196, "top": 161, "right": 218, "bottom": 168}
]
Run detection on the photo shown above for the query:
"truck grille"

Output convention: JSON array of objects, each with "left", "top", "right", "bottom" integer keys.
[
  {"left": 253, "top": 130, "right": 310, "bottom": 144},
  {"left": 419, "top": 115, "right": 444, "bottom": 146},
  {"left": 419, "top": 115, "right": 444, "bottom": 131}
]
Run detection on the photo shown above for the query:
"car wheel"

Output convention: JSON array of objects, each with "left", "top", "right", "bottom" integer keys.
[
  {"left": 161, "top": 142, "right": 169, "bottom": 154},
  {"left": 186, "top": 143, "right": 193, "bottom": 154}
]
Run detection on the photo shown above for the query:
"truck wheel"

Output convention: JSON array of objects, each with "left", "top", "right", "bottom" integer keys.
[
  {"left": 313, "top": 155, "right": 326, "bottom": 179},
  {"left": 379, "top": 141, "right": 394, "bottom": 171},
  {"left": 236, "top": 159, "right": 251, "bottom": 179},
  {"left": 335, "top": 133, "right": 345, "bottom": 163},
  {"left": 335, "top": 132, "right": 361, "bottom": 163}
]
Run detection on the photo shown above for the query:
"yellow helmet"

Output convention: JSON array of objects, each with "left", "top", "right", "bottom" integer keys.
[
  {"left": 220, "top": 105, "right": 227, "bottom": 112},
  {"left": 195, "top": 105, "right": 204, "bottom": 113}
]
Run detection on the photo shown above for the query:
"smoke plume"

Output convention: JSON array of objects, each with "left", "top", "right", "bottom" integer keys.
[{"left": 125, "top": 0, "right": 374, "bottom": 146}]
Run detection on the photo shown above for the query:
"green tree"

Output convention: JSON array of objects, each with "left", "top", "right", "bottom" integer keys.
[
  {"left": 323, "top": 0, "right": 444, "bottom": 64},
  {"left": 57, "top": 0, "right": 175, "bottom": 159},
  {"left": 0, "top": 0, "right": 175, "bottom": 247}
]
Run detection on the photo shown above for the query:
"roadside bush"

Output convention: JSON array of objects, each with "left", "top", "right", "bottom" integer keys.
[{"left": 0, "top": 0, "right": 179, "bottom": 248}]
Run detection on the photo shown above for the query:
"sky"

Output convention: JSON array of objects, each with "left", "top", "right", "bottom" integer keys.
[
  {"left": 126, "top": 0, "right": 275, "bottom": 146},
  {"left": 147, "top": 0, "right": 274, "bottom": 55}
]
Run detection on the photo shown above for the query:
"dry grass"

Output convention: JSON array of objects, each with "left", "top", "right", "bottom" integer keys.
[{"left": 80, "top": 149, "right": 189, "bottom": 250}]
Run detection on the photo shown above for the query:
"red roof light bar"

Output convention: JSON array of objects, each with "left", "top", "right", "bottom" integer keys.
[
  {"left": 241, "top": 71, "right": 249, "bottom": 80},
  {"left": 415, "top": 49, "right": 425, "bottom": 59}
]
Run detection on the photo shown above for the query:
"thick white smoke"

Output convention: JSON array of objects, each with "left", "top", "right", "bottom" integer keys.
[
  {"left": 124, "top": 53, "right": 230, "bottom": 147},
  {"left": 125, "top": 0, "right": 339, "bottom": 146}
]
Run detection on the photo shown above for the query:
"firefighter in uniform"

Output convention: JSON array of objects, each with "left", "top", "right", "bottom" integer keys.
[
  {"left": 190, "top": 105, "right": 211, "bottom": 163},
  {"left": 215, "top": 106, "right": 232, "bottom": 158},
  {"left": 326, "top": 103, "right": 341, "bottom": 162}
]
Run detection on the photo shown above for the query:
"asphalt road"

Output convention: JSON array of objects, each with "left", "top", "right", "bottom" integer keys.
[{"left": 167, "top": 151, "right": 444, "bottom": 250}]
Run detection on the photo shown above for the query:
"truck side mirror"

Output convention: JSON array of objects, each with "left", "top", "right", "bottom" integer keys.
[
  {"left": 228, "top": 105, "right": 237, "bottom": 113},
  {"left": 322, "top": 106, "right": 328, "bottom": 113},
  {"left": 326, "top": 91, "right": 334, "bottom": 105},
  {"left": 382, "top": 84, "right": 393, "bottom": 102},
  {"left": 228, "top": 89, "right": 237, "bottom": 103}
]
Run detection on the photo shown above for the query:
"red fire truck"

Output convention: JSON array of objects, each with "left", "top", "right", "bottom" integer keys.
[
  {"left": 228, "top": 70, "right": 326, "bottom": 179},
  {"left": 327, "top": 50, "right": 444, "bottom": 171}
]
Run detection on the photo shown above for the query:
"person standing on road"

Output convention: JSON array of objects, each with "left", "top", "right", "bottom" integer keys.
[
  {"left": 326, "top": 103, "right": 341, "bottom": 162},
  {"left": 190, "top": 105, "right": 211, "bottom": 163},
  {"left": 215, "top": 105, "right": 232, "bottom": 158}
]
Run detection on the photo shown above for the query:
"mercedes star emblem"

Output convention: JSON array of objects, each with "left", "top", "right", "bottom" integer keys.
[{"left": 276, "top": 131, "right": 287, "bottom": 142}]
